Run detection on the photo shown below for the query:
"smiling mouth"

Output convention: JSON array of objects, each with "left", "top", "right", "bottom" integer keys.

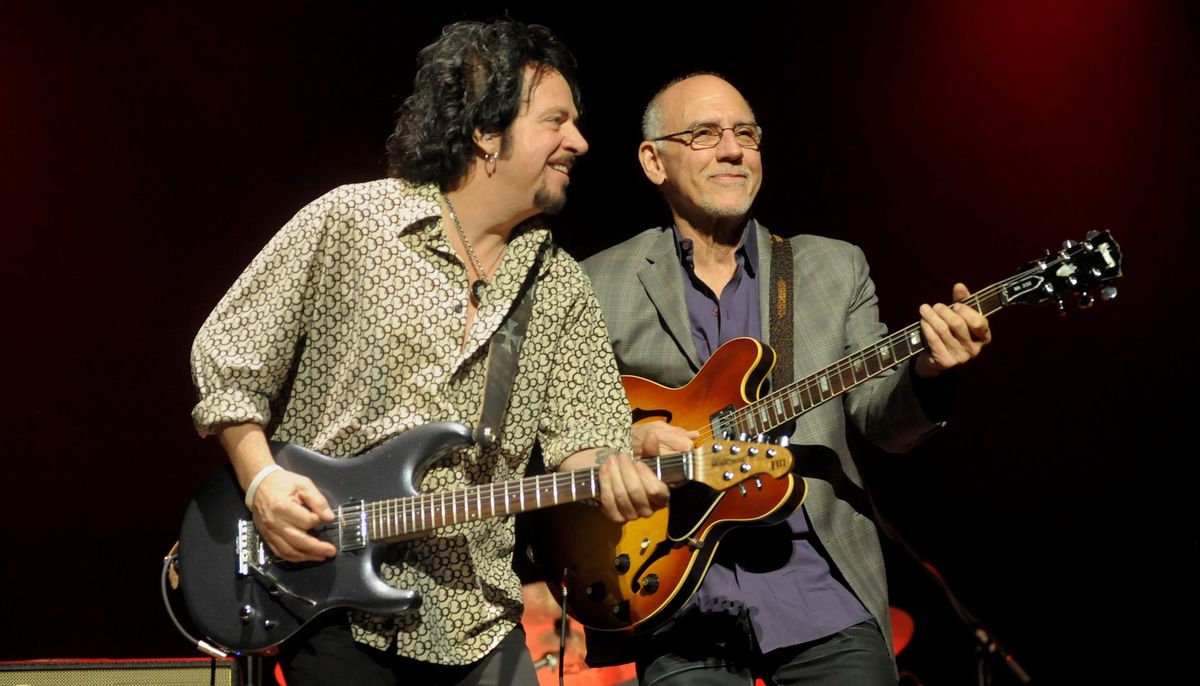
[{"left": 548, "top": 162, "right": 572, "bottom": 176}]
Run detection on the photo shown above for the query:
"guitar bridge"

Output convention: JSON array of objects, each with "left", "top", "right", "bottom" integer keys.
[{"left": 236, "top": 518, "right": 268, "bottom": 577}]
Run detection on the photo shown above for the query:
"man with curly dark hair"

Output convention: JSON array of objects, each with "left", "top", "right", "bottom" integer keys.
[{"left": 190, "top": 19, "right": 666, "bottom": 686}]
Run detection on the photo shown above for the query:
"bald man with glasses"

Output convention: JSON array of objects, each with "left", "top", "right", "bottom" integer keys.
[{"left": 579, "top": 73, "right": 991, "bottom": 685}]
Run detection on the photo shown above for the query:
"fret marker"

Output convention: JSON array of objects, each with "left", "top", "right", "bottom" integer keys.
[
  {"left": 818, "top": 376, "right": 831, "bottom": 394},
  {"left": 908, "top": 330, "right": 921, "bottom": 346},
  {"left": 852, "top": 359, "right": 863, "bottom": 373},
  {"left": 880, "top": 346, "right": 890, "bottom": 360}
]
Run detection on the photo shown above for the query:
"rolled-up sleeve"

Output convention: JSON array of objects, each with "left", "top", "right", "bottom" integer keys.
[
  {"left": 537, "top": 266, "right": 632, "bottom": 468},
  {"left": 190, "top": 196, "right": 332, "bottom": 435}
]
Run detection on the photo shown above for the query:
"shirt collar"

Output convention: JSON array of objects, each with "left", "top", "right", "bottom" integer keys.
[
  {"left": 671, "top": 218, "right": 759, "bottom": 279},
  {"left": 390, "top": 178, "right": 551, "bottom": 256}
]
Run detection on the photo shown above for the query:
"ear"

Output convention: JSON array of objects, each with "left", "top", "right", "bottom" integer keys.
[
  {"left": 639, "top": 141, "right": 666, "bottom": 186},
  {"left": 472, "top": 129, "right": 499, "bottom": 154}
]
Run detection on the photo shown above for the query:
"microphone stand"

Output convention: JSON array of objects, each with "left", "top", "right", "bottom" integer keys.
[{"left": 874, "top": 507, "right": 1032, "bottom": 685}]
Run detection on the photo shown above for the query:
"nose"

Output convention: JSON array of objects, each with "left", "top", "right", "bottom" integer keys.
[
  {"left": 564, "top": 121, "right": 589, "bottom": 157},
  {"left": 713, "top": 128, "right": 742, "bottom": 161}
]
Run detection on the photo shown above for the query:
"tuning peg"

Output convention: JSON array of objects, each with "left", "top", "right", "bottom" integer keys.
[
  {"left": 1062, "top": 239, "right": 1078, "bottom": 250},
  {"left": 1086, "top": 230, "right": 1099, "bottom": 239},
  {"left": 1078, "top": 293, "right": 1094, "bottom": 309},
  {"left": 721, "top": 430, "right": 733, "bottom": 439},
  {"left": 1101, "top": 286, "right": 1118, "bottom": 301},
  {"left": 778, "top": 435, "right": 790, "bottom": 447},
  {"left": 1042, "top": 282, "right": 1056, "bottom": 296},
  {"left": 1066, "top": 275, "right": 1079, "bottom": 288},
  {"left": 754, "top": 433, "right": 766, "bottom": 442},
  {"left": 737, "top": 432, "right": 748, "bottom": 442}
]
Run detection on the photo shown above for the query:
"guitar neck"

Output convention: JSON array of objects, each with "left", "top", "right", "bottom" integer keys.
[
  {"left": 359, "top": 453, "right": 694, "bottom": 541},
  {"left": 735, "top": 280, "right": 1015, "bottom": 437}
]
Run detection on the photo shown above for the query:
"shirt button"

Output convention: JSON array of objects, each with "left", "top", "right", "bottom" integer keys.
[{"left": 454, "top": 303, "right": 464, "bottom": 313}]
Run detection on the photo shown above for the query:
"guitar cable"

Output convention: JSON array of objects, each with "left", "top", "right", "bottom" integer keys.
[
  {"left": 558, "top": 569, "right": 569, "bottom": 686},
  {"left": 160, "top": 551, "right": 231, "bottom": 660}
]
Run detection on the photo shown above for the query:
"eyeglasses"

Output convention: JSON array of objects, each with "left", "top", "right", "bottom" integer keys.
[{"left": 650, "top": 124, "right": 763, "bottom": 150}]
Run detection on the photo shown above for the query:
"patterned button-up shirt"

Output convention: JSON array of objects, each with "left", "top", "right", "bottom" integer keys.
[{"left": 191, "top": 178, "right": 630, "bottom": 664}]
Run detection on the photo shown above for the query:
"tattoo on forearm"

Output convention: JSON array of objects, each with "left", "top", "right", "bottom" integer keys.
[{"left": 594, "top": 448, "right": 615, "bottom": 465}]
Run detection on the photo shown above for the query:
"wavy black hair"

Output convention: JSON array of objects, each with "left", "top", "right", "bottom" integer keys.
[{"left": 386, "top": 19, "right": 581, "bottom": 189}]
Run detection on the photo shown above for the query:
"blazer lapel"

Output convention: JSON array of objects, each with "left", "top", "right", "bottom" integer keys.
[{"left": 637, "top": 238, "right": 702, "bottom": 371}]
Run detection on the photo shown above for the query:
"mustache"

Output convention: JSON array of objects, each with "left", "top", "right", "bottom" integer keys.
[{"left": 707, "top": 166, "right": 749, "bottom": 177}]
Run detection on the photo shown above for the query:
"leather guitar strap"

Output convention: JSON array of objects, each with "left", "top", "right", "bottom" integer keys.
[
  {"left": 473, "top": 248, "right": 542, "bottom": 448},
  {"left": 768, "top": 234, "right": 795, "bottom": 391}
]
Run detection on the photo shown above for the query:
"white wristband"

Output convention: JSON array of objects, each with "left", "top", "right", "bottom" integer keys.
[{"left": 244, "top": 464, "right": 283, "bottom": 509}]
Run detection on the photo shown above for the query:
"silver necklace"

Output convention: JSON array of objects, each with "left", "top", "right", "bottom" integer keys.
[{"left": 441, "top": 192, "right": 491, "bottom": 303}]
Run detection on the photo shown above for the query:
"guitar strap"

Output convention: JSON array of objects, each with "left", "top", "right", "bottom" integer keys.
[
  {"left": 768, "top": 234, "right": 795, "bottom": 390},
  {"left": 473, "top": 247, "right": 543, "bottom": 448}
]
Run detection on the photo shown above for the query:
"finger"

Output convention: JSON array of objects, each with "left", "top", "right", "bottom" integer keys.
[
  {"left": 948, "top": 282, "right": 992, "bottom": 347},
  {"left": 614, "top": 455, "right": 649, "bottom": 519},
  {"left": 932, "top": 303, "right": 973, "bottom": 350},
  {"left": 919, "top": 305, "right": 953, "bottom": 362},
  {"left": 258, "top": 516, "right": 319, "bottom": 562},
  {"left": 596, "top": 459, "right": 618, "bottom": 520},
  {"left": 296, "top": 482, "right": 335, "bottom": 521},
  {"left": 641, "top": 431, "right": 662, "bottom": 458},
  {"left": 281, "top": 524, "right": 337, "bottom": 560},
  {"left": 953, "top": 306, "right": 991, "bottom": 346},
  {"left": 658, "top": 429, "right": 696, "bottom": 455},
  {"left": 257, "top": 501, "right": 334, "bottom": 560},
  {"left": 599, "top": 458, "right": 636, "bottom": 523},
  {"left": 634, "top": 462, "right": 670, "bottom": 510},
  {"left": 263, "top": 533, "right": 304, "bottom": 562}
]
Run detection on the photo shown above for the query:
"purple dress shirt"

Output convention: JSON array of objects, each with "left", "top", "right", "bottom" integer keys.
[{"left": 673, "top": 220, "right": 873, "bottom": 654}]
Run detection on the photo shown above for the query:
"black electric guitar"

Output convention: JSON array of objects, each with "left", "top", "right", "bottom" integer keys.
[
  {"left": 532, "top": 230, "right": 1123, "bottom": 633},
  {"left": 175, "top": 421, "right": 793, "bottom": 653}
]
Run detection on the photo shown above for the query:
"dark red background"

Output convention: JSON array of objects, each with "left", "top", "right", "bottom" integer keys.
[{"left": 2, "top": 2, "right": 1196, "bottom": 683}]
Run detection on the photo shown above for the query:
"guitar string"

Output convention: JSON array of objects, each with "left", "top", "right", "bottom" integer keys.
[
  {"left": 690, "top": 256, "right": 1064, "bottom": 444},
  {"left": 303, "top": 243, "right": 1109, "bottom": 544},
  {"left": 330, "top": 453, "right": 701, "bottom": 538}
]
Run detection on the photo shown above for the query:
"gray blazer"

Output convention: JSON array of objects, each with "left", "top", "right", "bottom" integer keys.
[{"left": 582, "top": 222, "right": 946, "bottom": 655}]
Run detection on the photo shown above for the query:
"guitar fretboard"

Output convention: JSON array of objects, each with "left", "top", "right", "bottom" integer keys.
[
  {"left": 334, "top": 452, "right": 696, "bottom": 542},
  {"left": 726, "top": 280, "right": 1012, "bottom": 438}
]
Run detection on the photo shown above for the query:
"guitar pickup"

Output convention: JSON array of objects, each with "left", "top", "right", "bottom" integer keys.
[{"left": 338, "top": 500, "right": 367, "bottom": 552}]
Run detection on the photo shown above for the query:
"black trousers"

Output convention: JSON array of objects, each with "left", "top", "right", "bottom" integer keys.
[
  {"left": 280, "top": 614, "right": 537, "bottom": 686},
  {"left": 638, "top": 617, "right": 896, "bottom": 686}
]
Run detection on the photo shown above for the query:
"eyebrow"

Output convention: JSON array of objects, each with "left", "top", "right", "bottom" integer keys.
[
  {"left": 685, "top": 118, "right": 758, "bottom": 129},
  {"left": 540, "top": 106, "right": 578, "bottom": 121}
]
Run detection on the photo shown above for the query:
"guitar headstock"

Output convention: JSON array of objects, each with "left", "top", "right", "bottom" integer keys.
[
  {"left": 691, "top": 438, "right": 793, "bottom": 490},
  {"left": 1002, "top": 230, "right": 1123, "bottom": 311}
]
